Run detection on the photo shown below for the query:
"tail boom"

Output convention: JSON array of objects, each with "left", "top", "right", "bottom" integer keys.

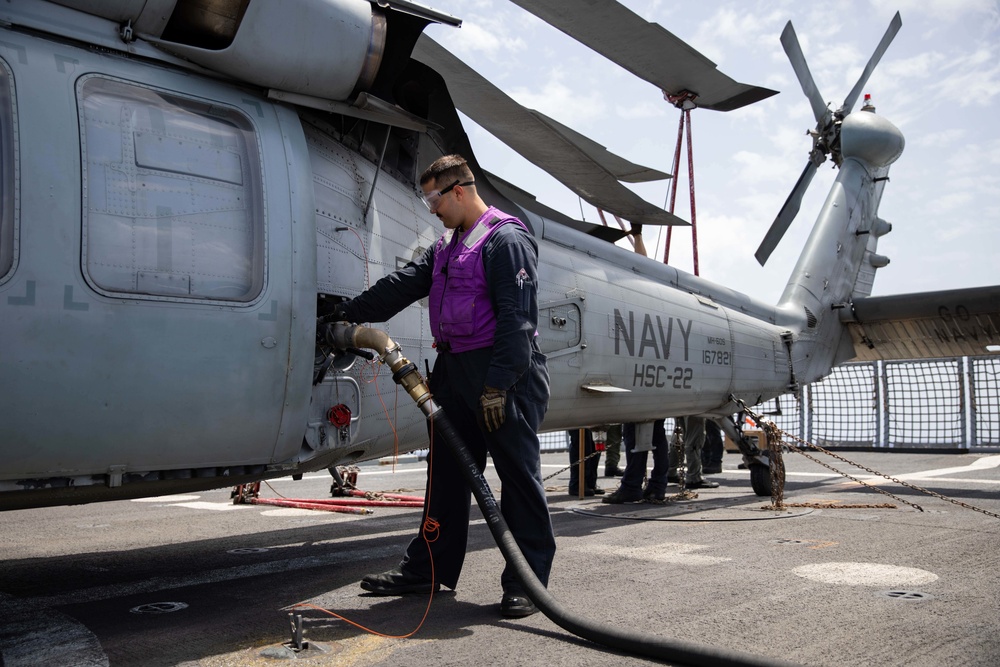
[{"left": 778, "top": 111, "right": 904, "bottom": 385}]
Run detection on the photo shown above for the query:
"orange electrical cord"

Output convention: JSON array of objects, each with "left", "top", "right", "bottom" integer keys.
[{"left": 286, "top": 402, "right": 441, "bottom": 639}]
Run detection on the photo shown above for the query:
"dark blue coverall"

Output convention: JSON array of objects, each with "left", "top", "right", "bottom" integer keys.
[{"left": 340, "top": 222, "right": 555, "bottom": 595}]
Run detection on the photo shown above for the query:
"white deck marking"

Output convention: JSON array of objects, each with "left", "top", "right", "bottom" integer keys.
[
  {"left": 575, "top": 542, "right": 731, "bottom": 565},
  {"left": 131, "top": 495, "right": 201, "bottom": 503},
  {"left": 169, "top": 501, "right": 250, "bottom": 511},
  {"left": 793, "top": 562, "right": 939, "bottom": 586},
  {"left": 894, "top": 454, "right": 1000, "bottom": 480}
]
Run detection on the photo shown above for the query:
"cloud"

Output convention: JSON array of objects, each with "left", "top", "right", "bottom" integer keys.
[
  {"left": 437, "top": 0, "right": 999, "bottom": 301},
  {"left": 939, "top": 48, "right": 1000, "bottom": 107},
  {"left": 690, "top": 7, "right": 785, "bottom": 64},
  {"left": 914, "top": 128, "right": 967, "bottom": 148},
  {"left": 730, "top": 150, "right": 794, "bottom": 187},
  {"left": 870, "top": 0, "right": 1000, "bottom": 24},
  {"left": 445, "top": 20, "right": 525, "bottom": 59},
  {"left": 505, "top": 72, "right": 610, "bottom": 127},
  {"left": 923, "top": 191, "right": 975, "bottom": 218},
  {"left": 431, "top": 15, "right": 525, "bottom": 62},
  {"left": 614, "top": 100, "right": 669, "bottom": 120}
]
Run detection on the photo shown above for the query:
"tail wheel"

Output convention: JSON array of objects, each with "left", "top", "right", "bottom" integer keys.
[{"left": 749, "top": 450, "right": 785, "bottom": 497}]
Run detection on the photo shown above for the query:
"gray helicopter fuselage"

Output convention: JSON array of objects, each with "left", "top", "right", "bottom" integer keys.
[
  {"left": 0, "top": 3, "right": 901, "bottom": 510},
  {"left": 0, "top": 25, "right": 317, "bottom": 506}
]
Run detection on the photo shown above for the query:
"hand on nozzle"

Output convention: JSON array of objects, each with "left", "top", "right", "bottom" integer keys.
[
  {"left": 320, "top": 321, "right": 352, "bottom": 350},
  {"left": 318, "top": 306, "right": 348, "bottom": 324}
]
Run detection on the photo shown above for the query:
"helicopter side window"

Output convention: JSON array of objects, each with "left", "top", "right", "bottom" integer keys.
[
  {"left": 78, "top": 76, "right": 264, "bottom": 302},
  {"left": 0, "top": 60, "right": 15, "bottom": 282}
]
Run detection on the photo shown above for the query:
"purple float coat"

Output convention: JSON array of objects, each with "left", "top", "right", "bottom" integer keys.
[{"left": 429, "top": 207, "right": 529, "bottom": 354}]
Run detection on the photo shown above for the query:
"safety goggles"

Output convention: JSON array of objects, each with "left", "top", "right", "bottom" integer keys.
[{"left": 421, "top": 180, "right": 474, "bottom": 210}]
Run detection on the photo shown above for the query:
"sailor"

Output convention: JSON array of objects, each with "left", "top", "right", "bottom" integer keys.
[
  {"left": 603, "top": 423, "right": 625, "bottom": 477},
  {"left": 668, "top": 416, "right": 720, "bottom": 488},
  {"left": 332, "top": 154, "right": 554, "bottom": 619},
  {"left": 603, "top": 419, "right": 671, "bottom": 503}
]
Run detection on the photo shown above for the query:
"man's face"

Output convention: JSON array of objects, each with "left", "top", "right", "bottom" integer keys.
[{"left": 422, "top": 178, "right": 463, "bottom": 230}]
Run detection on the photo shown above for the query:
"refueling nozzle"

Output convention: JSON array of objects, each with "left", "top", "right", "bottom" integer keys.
[{"left": 325, "top": 323, "right": 438, "bottom": 416}]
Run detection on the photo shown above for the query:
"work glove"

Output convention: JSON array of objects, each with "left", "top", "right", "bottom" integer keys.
[
  {"left": 479, "top": 386, "right": 507, "bottom": 433},
  {"left": 318, "top": 306, "right": 351, "bottom": 349},
  {"left": 321, "top": 306, "right": 349, "bottom": 323}
]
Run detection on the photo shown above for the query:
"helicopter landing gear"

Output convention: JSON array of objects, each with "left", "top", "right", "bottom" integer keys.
[{"left": 749, "top": 449, "right": 785, "bottom": 497}]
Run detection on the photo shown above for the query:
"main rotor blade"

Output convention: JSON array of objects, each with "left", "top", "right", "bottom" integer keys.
[
  {"left": 508, "top": 0, "right": 777, "bottom": 111},
  {"left": 413, "top": 35, "right": 687, "bottom": 226},
  {"left": 528, "top": 111, "right": 669, "bottom": 184},
  {"left": 841, "top": 11, "right": 902, "bottom": 114},
  {"left": 780, "top": 21, "right": 829, "bottom": 125},
  {"left": 755, "top": 161, "right": 818, "bottom": 266},
  {"left": 484, "top": 170, "right": 629, "bottom": 243}
]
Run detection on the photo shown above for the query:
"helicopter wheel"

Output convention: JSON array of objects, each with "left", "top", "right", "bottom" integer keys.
[{"left": 749, "top": 450, "right": 785, "bottom": 497}]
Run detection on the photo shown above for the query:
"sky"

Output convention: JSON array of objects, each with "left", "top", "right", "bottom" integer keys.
[{"left": 421, "top": 0, "right": 1000, "bottom": 305}]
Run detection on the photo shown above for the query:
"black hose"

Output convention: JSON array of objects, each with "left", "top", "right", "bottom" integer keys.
[
  {"left": 325, "top": 322, "right": 800, "bottom": 667},
  {"left": 428, "top": 405, "right": 801, "bottom": 667}
]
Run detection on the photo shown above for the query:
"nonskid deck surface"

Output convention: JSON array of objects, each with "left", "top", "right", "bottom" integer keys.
[{"left": 1, "top": 450, "right": 997, "bottom": 667}]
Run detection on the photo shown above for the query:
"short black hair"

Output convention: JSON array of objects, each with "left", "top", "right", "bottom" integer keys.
[{"left": 420, "top": 154, "right": 474, "bottom": 187}]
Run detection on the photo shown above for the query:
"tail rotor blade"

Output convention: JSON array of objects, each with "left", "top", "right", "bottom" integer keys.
[
  {"left": 841, "top": 12, "right": 902, "bottom": 114},
  {"left": 761, "top": 14, "right": 901, "bottom": 267},
  {"left": 781, "top": 21, "right": 828, "bottom": 124},
  {"left": 755, "top": 161, "right": 818, "bottom": 266}
]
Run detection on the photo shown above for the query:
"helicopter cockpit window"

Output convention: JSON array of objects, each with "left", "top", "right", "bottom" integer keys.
[
  {"left": 0, "top": 61, "right": 15, "bottom": 282},
  {"left": 78, "top": 76, "right": 264, "bottom": 302}
]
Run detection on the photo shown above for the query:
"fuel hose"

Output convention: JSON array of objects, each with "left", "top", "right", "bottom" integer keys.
[{"left": 325, "top": 323, "right": 800, "bottom": 667}]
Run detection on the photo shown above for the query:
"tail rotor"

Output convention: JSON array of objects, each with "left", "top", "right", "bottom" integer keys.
[{"left": 754, "top": 12, "right": 902, "bottom": 266}]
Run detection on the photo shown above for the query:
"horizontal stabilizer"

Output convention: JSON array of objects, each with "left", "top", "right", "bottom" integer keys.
[
  {"left": 413, "top": 35, "right": 687, "bottom": 226},
  {"left": 509, "top": 0, "right": 778, "bottom": 111},
  {"left": 841, "top": 286, "right": 1000, "bottom": 361}
]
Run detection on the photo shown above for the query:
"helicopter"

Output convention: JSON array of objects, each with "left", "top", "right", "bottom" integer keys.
[{"left": 1, "top": 0, "right": 997, "bottom": 512}]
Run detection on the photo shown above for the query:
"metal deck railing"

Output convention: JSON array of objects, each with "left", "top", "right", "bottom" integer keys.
[{"left": 540, "top": 355, "right": 1000, "bottom": 452}]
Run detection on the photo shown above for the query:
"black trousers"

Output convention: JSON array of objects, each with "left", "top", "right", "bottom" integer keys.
[
  {"left": 620, "top": 420, "right": 669, "bottom": 494},
  {"left": 702, "top": 420, "right": 724, "bottom": 467},
  {"left": 399, "top": 344, "right": 555, "bottom": 593}
]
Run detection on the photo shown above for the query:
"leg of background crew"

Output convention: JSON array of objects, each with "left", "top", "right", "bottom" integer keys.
[
  {"left": 585, "top": 430, "right": 602, "bottom": 492},
  {"left": 604, "top": 424, "right": 624, "bottom": 476},
  {"left": 683, "top": 416, "right": 706, "bottom": 484},
  {"left": 644, "top": 419, "right": 670, "bottom": 498},
  {"left": 682, "top": 416, "right": 718, "bottom": 489},
  {"left": 702, "top": 420, "right": 724, "bottom": 474},
  {"left": 603, "top": 423, "right": 647, "bottom": 503},
  {"left": 667, "top": 418, "right": 682, "bottom": 482}
]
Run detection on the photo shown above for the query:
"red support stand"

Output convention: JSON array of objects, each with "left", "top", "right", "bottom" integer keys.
[
  {"left": 663, "top": 93, "right": 700, "bottom": 275},
  {"left": 230, "top": 469, "right": 424, "bottom": 514}
]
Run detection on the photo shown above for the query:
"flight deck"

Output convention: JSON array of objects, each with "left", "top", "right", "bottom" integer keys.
[{"left": 1, "top": 449, "right": 997, "bottom": 667}]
